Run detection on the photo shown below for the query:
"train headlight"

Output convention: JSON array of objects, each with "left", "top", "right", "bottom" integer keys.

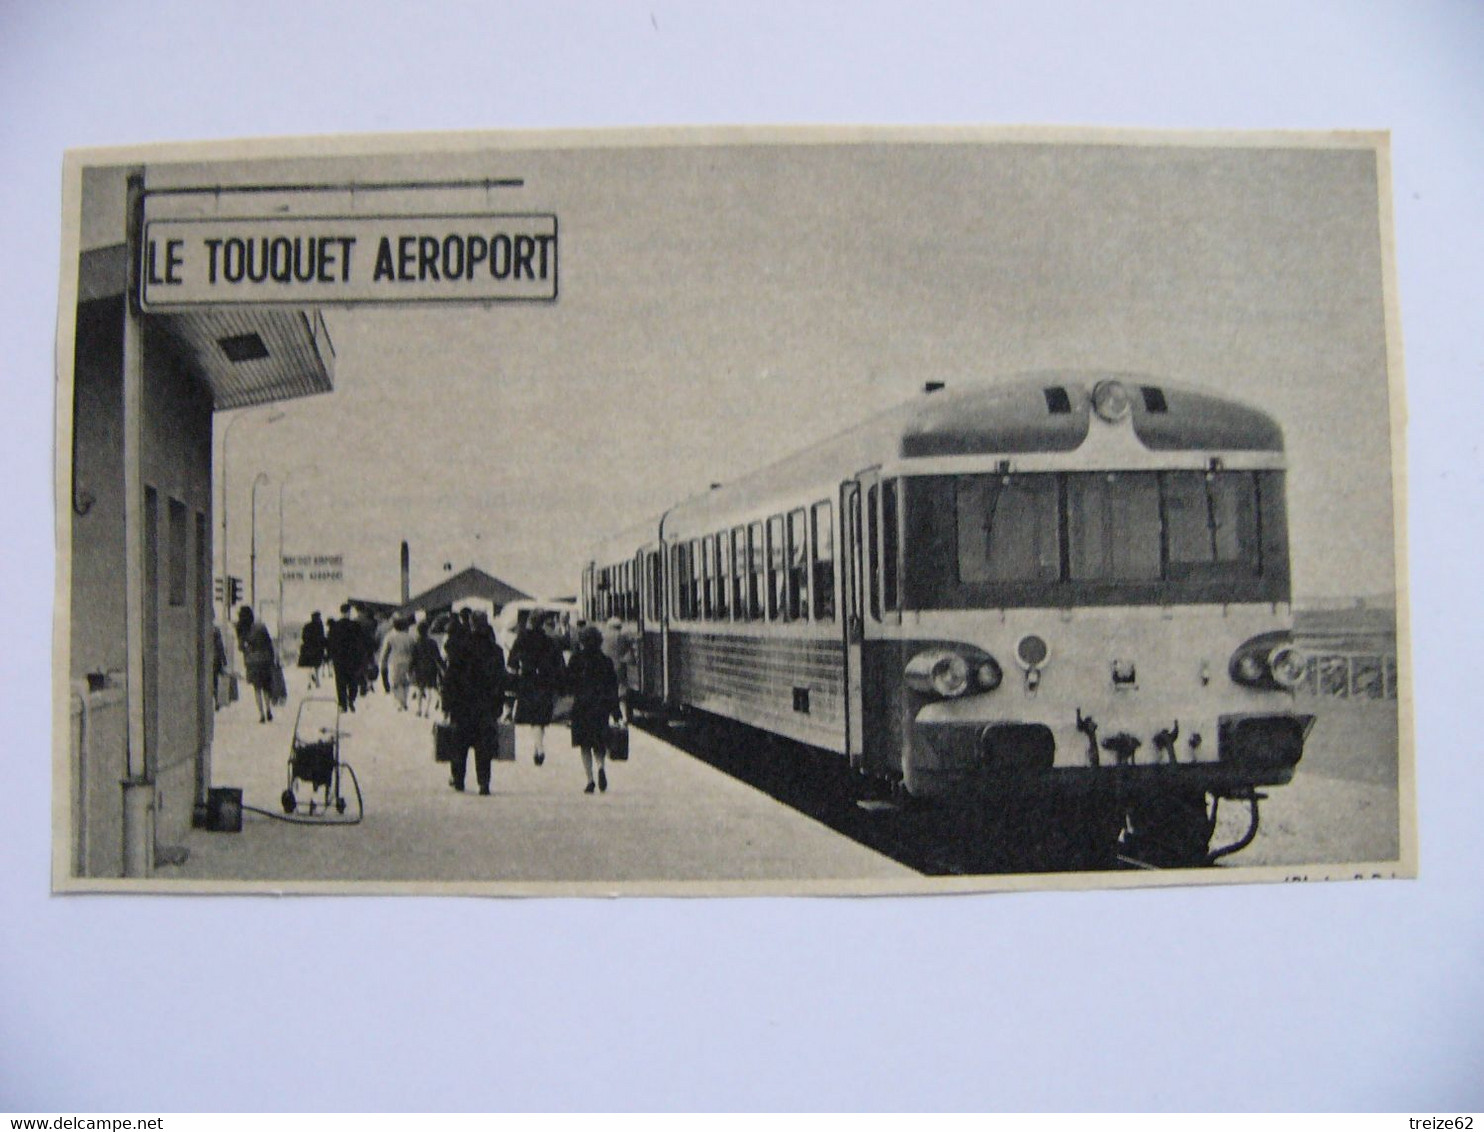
[
  {"left": 1092, "top": 379, "right": 1132, "bottom": 423},
  {"left": 906, "top": 647, "right": 1000, "bottom": 699},
  {"left": 1229, "top": 632, "right": 1301, "bottom": 691},
  {"left": 931, "top": 653, "right": 970, "bottom": 697},
  {"left": 975, "top": 659, "right": 1004, "bottom": 691},
  {"left": 1234, "top": 653, "right": 1267, "bottom": 684},
  {"left": 1267, "top": 645, "right": 1306, "bottom": 689}
]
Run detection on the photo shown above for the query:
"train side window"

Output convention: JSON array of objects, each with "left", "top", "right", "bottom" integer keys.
[
  {"left": 767, "top": 515, "right": 786, "bottom": 620},
  {"left": 882, "top": 479, "right": 900, "bottom": 612},
  {"left": 811, "top": 500, "right": 835, "bottom": 621},
  {"left": 748, "top": 521, "right": 765, "bottom": 619},
  {"left": 731, "top": 527, "right": 747, "bottom": 620},
  {"left": 647, "top": 551, "right": 662, "bottom": 621},
  {"left": 672, "top": 544, "right": 688, "bottom": 619},
  {"left": 867, "top": 484, "right": 881, "bottom": 621},
  {"left": 788, "top": 508, "right": 809, "bottom": 621},
  {"left": 715, "top": 533, "right": 731, "bottom": 619},
  {"left": 691, "top": 539, "right": 705, "bottom": 619},
  {"left": 697, "top": 539, "right": 710, "bottom": 619}
]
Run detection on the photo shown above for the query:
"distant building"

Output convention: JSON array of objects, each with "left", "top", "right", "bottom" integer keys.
[
  {"left": 344, "top": 598, "right": 401, "bottom": 622},
  {"left": 399, "top": 566, "right": 531, "bottom": 621}
]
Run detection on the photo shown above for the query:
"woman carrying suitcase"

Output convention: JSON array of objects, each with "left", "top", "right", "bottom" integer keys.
[{"left": 566, "top": 624, "right": 621, "bottom": 794}]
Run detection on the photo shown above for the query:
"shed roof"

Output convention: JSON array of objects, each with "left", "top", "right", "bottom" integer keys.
[{"left": 400, "top": 566, "right": 531, "bottom": 616}]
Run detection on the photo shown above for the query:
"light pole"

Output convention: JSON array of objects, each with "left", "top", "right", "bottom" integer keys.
[
  {"left": 249, "top": 471, "right": 271, "bottom": 610},
  {"left": 219, "top": 408, "right": 285, "bottom": 624},
  {"left": 276, "top": 463, "right": 320, "bottom": 647}
]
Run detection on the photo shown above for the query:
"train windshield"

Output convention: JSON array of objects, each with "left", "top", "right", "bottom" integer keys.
[{"left": 904, "top": 470, "right": 1288, "bottom": 608}]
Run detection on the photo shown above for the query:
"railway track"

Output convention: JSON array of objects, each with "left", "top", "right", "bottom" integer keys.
[{"left": 642, "top": 711, "right": 1218, "bottom": 876}]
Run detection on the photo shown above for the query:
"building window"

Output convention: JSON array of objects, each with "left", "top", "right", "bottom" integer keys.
[{"left": 168, "top": 497, "right": 188, "bottom": 607}]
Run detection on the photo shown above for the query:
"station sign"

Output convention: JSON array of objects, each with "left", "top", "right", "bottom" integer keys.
[
  {"left": 282, "top": 554, "right": 344, "bottom": 583},
  {"left": 139, "top": 213, "right": 557, "bottom": 309}
]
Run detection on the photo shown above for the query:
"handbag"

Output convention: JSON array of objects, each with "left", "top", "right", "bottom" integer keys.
[
  {"left": 489, "top": 719, "right": 517, "bottom": 762},
  {"left": 606, "top": 721, "right": 630, "bottom": 762},
  {"left": 433, "top": 720, "right": 460, "bottom": 763},
  {"left": 269, "top": 660, "right": 288, "bottom": 706}
]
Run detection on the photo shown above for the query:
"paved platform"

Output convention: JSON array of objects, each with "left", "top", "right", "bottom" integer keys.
[{"left": 168, "top": 680, "right": 914, "bottom": 889}]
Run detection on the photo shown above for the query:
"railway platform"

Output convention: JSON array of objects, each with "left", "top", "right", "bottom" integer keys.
[{"left": 166, "top": 681, "right": 914, "bottom": 888}]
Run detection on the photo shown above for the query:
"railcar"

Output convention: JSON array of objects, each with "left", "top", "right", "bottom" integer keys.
[{"left": 581, "top": 375, "right": 1313, "bottom": 865}]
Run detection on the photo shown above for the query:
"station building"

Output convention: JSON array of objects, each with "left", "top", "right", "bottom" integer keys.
[
  {"left": 63, "top": 166, "right": 335, "bottom": 878},
  {"left": 398, "top": 565, "right": 531, "bottom": 623}
]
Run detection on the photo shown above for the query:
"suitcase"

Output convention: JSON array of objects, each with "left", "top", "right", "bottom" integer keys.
[
  {"left": 490, "top": 719, "right": 517, "bottom": 762},
  {"left": 433, "top": 720, "right": 461, "bottom": 763},
  {"left": 606, "top": 722, "right": 630, "bottom": 762}
]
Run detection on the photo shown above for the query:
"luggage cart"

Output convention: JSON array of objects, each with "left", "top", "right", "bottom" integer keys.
[{"left": 281, "top": 696, "right": 361, "bottom": 820}]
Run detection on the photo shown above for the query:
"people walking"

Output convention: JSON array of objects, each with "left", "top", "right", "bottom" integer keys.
[
  {"left": 357, "top": 606, "right": 380, "bottom": 697},
  {"left": 601, "top": 616, "right": 635, "bottom": 724},
  {"left": 440, "top": 611, "right": 508, "bottom": 795},
  {"left": 567, "top": 624, "right": 620, "bottom": 794},
  {"left": 212, "top": 622, "right": 229, "bottom": 710},
  {"left": 410, "top": 617, "right": 444, "bottom": 717},
  {"left": 508, "top": 610, "right": 565, "bottom": 766},
  {"left": 379, "top": 613, "right": 417, "bottom": 711},
  {"left": 327, "top": 603, "right": 363, "bottom": 713},
  {"left": 298, "top": 611, "right": 327, "bottom": 689},
  {"left": 235, "top": 605, "right": 277, "bottom": 724}
]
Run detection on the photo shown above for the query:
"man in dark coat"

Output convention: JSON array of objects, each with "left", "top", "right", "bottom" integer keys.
[
  {"left": 326, "top": 603, "right": 363, "bottom": 713},
  {"left": 441, "top": 612, "right": 508, "bottom": 795},
  {"left": 298, "top": 610, "right": 327, "bottom": 688}
]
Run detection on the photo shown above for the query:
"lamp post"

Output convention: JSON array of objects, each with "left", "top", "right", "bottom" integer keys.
[
  {"left": 276, "top": 463, "right": 320, "bottom": 647},
  {"left": 219, "top": 408, "right": 285, "bottom": 624},
  {"left": 249, "top": 471, "right": 271, "bottom": 610}
]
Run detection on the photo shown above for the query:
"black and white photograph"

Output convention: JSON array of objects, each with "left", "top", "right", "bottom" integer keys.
[
  {"left": 9, "top": 3, "right": 1481, "bottom": 1114},
  {"left": 55, "top": 127, "right": 1412, "bottom": 894}
]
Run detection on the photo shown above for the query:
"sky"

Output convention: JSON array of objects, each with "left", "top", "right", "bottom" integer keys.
[{"left": 135, "top": 133, "right": 1401, "bottom": 615}]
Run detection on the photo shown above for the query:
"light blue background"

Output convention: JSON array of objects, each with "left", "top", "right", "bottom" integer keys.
[{"left": 3, "top": 2, "right": 1480, "bottom": 1111}]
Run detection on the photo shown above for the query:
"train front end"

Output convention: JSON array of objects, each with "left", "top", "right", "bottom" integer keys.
[{"left": 886, "top": 377, "right": 1312, "bottom": 862}]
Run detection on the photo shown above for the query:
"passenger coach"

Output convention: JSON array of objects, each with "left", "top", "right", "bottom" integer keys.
[{"left": 581, "top": 375, "right": 1313, "bottom": 864}]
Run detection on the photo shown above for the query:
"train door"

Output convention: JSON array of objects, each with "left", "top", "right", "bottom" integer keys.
[{"left": 841, "top": 476, "right": 868, "bottom": 768}]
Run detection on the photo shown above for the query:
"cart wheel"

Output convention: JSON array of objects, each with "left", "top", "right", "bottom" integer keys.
[
  {"left": 281, "top": 789, "right": 296, "bottom": 814},
  {"left": 336, "top": 797, "right": 347, "bottom": 814}
]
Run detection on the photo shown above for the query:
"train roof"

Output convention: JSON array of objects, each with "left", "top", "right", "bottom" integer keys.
[{"left": 590, "top": 373, "right": 1285, "bottom": 559}]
